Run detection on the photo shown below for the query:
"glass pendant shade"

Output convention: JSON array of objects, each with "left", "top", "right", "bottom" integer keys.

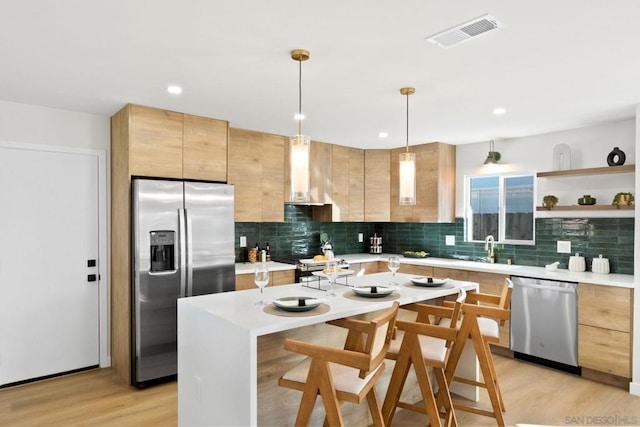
[
  {"left": 290, "top": 134, "right": 310, "bottom": 202},
  {"left": 399, "top": 152, "right": 416, "bottom": 205}
]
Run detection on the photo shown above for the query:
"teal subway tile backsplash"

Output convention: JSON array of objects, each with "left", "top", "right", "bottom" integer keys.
[{"left": 235, "top": 207, "right": 633, "bottom": 274}]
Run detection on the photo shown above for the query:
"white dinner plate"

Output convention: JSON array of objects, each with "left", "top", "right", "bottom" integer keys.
[
  {"left": 272, "top": 296, "right": 324, "bottom": 312},
  {"left": 352, "top": 285, "right": 394, "bottom": 298},
  {"left": 410, "top": 277, "right": 449, "bottom": 287}
]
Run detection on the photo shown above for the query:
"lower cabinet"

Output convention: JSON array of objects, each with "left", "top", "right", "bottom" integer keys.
[
  {"left": 235, "top": 270, "right": 296, "bottom": 291},
  {"left": 434, "top": 267, "right": 468, "bottom": 282},
  {"left": 397, "top": 263, "right": 434, "bottom": 276},
  {"left": 350, "top": 261, "right": 378, "bottom": 275},
  {"left": 578, "top": 283, "right": 632, "bottom": 378}
]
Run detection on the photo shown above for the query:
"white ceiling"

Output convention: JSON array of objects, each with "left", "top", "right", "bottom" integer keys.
[{"left": 1, "top": 1, "right": 640, "bottom": 149}]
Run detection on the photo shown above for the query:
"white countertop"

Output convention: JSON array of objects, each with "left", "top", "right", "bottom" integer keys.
[
  {"left": 340, "top": 253, "right": 635, "bottom": 288},
  {"left": 235, "top": 260, "right": 296, "bottom": 274},
  {"left": 235, "top": 253, "right": 634, "bottom": 288},
  {"left": 180, "top": 272, "right": 478, "bottom": 336}
]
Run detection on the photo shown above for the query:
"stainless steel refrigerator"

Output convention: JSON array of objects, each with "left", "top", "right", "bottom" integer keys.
[{"left": 131, "top": 178, "right": 235, "bottom": 387}]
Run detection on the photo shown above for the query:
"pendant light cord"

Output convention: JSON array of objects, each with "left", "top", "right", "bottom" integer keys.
[
  {"left": 298, "top": 59, "right": 302, "bottom": 136},
  {"left": 405, "top": 92, "right": 409, "bottom": 154}
]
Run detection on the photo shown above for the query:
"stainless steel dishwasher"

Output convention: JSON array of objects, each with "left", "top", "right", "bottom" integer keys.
[{"left": 510, "top": 276, "right": 580, "bottom": 373}]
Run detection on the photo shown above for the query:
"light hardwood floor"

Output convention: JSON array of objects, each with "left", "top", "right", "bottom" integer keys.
[{"left": 2, "top": 355, "right": 640, "bottom": 426}]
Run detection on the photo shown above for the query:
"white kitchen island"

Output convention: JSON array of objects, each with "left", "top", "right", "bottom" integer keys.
[{"left": 177, "top": 272, "right": 479, "bottom": 426}]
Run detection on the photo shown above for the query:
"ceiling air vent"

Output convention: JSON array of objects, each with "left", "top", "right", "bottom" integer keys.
[{"left": 426, "top": 14, "right": 501, "bottom": 48}]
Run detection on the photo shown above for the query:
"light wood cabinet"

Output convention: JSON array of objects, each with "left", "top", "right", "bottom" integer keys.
[
  {"left": 433, "top": 267, "right": 468, "bottom": 282},
  {"left": 578, "top": 283, "right": 633, "bottom": 377},
  {"left": 127, "top": 104, "right": 228, "bottom": 180},
  {"left": 182, "top": 113, "right": 228, "bottom": 181},
  {"left": 364, "top": 150, "right": 391, "bottom": 222},
  {"left": 331, "top": 145, "right": 364, "bottom": 222},
  {"left": 128, "top": 105, "right": 184, "bottom": 178},
  {"left": 396, "top": 263, "right": 434, "bottom": 277},
  {"left": 110, "top": 104, "right": 229, "bottom": 384},
  {"left": 390, "top": 142, "right": 455, "bottom": 222},
  {"left": 228, "top": 128, "right": 285, "bottom": 222},
  {"left": 235, "top": 270, "right": 296, "bottom": 291},
  {"left": 350, "top": 261, "right": 378, "bottom": 276}
]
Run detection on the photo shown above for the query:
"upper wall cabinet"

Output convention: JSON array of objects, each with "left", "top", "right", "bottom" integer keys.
[
  {"left": 364, "top": 149, "right": 391, "bottom": 222},
  {"left": 390, "top": 142, "right": 456, "bottom": 223},
  {"left": 182, "top": 113, "right": 229, "bottom": 181},
  {"left": 331, "top": 145, "right": 364, "bottom": 222},
  {"left": 228, "top": 128, "right": 285, "bottom": 222},
  {"left": 125, "top": 104, "right": 228, "bottom": 181}
]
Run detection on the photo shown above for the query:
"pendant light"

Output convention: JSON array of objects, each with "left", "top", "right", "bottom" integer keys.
[
  {"left": 483, "top": 139, "right": 501, "bottom": 164},
  {"left": 290, "top": 49, "right": 311, "bottom": 203},
  {"left": 399, "top": 87, "right": 416, "bottom": 205}
]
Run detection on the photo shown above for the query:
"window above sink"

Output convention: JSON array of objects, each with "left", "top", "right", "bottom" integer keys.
[{"left": 465, "top": 173, "right": 536, "bottom": 245}]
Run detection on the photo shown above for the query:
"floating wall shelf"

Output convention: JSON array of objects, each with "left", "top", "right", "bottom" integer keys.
[
  {"left": 537, "top": 164, "right": 635, "bottom": 178},
  {"left": 536, "top": 205, "right": 634, "bottom": 212}
]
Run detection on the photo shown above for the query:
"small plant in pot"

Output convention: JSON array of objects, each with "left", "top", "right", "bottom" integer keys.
[
  {"left": 612, "top": 192, "right": 634, "bottom": 208},
  {"left": 542, "top": 194, "right": 558, "bottom": 209}
]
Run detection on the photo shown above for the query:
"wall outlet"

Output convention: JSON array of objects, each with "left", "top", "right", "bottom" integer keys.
[
  {"left": 240, "top": 236, "right": 247, "bottom": 248},
  {"left": 445, "top": 235, "right": 455, "bottom": 246},
  {"left": 557, "top": 240, "right": 571, "bottom": 253},
  {"left": 358, "top": 233, "right": 363, "bottom": 243}
]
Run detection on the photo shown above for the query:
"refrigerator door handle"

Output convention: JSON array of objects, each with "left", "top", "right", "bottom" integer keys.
[
  {"left": 178, "top": 208, "right": 187, "bottom": 297},
  {"left": 185, "top": 208, "right": 194, "bottom": 296}
]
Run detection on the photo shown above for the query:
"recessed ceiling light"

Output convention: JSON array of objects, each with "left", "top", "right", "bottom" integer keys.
[
  {"left": 167, "top": 85, "right": 183, "bottom": 95},
  {"left": 378, "top": 132, "right": 388, "bottom": 138},
  {"left": 493, "top": 107, "right": 506, "bottom": 115},
  {"left": 294, "top": 113, "right": 305, "bottom": 120}
]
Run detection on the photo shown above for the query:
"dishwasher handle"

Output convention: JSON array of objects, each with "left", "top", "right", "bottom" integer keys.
[{"left": 513, "top": 281, "right": 577, "bottom": 294}]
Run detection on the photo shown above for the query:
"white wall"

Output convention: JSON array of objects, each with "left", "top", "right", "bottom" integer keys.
[
  {"left": 632, "top": 107, "right": 640, "bottom": 397},
  {"left": 0, "top": 99, "right": 112, "bottom": 368},
  {"left": 0, "top": 100, "right": 110, "bottom": 149},
  {"left": 455, "top": 119, "right": 636, "bottom": 218}
]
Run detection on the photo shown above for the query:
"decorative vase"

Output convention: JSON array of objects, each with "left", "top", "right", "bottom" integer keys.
[{"left": 607, "top": 147, "right": 626, "bottom": 166}]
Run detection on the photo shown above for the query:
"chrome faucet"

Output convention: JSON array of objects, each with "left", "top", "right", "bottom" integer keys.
[{"left": 485, "top": 235, "right": 496, "bottom": 263}]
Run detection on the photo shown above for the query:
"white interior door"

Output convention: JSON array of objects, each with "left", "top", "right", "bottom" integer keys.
[{"left": 0, "top": 145, "right": 100, "bottom": 386}]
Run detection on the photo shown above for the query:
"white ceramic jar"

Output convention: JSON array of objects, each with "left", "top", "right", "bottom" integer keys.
[
  {"left": 592, "top": 254, "right": 610, "bottom": 274},
  {"left": 568, "top": 253, "right": 586, "bottom": 272}
]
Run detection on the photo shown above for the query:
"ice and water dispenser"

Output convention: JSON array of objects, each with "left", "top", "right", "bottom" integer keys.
[{"left": 150, "top": 230, "right": 175, "bottom": 272}]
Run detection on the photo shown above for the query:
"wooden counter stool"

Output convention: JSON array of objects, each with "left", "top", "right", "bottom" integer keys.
[
  {"left": 278, "top": 302, "right": 399, "bottom": 427},
  {"left": 443, "top": 278, "right": 513, "bottom": 426},
  {"left": 381, "top": 289, "right": 467, "bottom": 427}
]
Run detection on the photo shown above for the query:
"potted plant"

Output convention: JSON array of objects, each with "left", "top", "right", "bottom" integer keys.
[
  {"left": 542, "top": 194, "right": 558, "bottom": 209},
  {"left": 612, "top": 192, "right": 634, "bottom": 208}
]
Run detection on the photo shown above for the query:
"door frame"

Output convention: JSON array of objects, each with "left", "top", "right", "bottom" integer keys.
[{"left": 0, "top": 140, "right": 110, "bottom": 368}]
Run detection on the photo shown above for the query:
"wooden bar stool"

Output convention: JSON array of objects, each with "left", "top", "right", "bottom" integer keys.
[
  {"left": 278, "top": 302, "right": 399, "bottom": 427},
  {"left": 381, "top": 289, "right": 467, "bottom": 427},
  {"left": 443, "top": 278, "right": 513, "bottom": 426}
]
